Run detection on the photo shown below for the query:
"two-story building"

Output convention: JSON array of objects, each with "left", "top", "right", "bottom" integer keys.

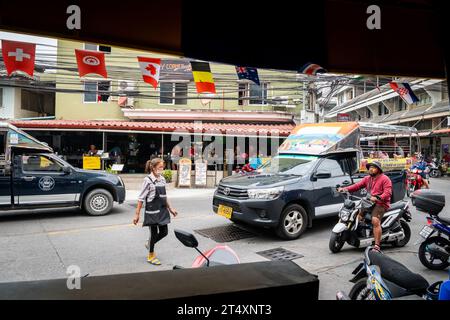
[{"left": 8, "top": 39, "right": 303, "bottom": 174}]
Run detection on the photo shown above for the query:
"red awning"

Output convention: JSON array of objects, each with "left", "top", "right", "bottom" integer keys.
[
  {"left": 11, "top": 120, "right": 295, "bottom": 136},
  {"left": 432, "top": 128, "right": 450, "bottom": 135}
]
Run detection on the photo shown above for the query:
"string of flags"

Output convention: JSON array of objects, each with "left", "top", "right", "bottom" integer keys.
[{"left": 2, "top": 39, "right": 381, "bottom": 103}]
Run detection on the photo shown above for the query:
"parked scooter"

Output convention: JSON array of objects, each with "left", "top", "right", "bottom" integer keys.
[
  {"left": 336, "top": 246, "right": 445, "bottom": 300},
  {"left": 329, "top": 188, "right": 412, "bottom": 253},
  {"left": 427, "top": 159, "right": 440, "bottom": 178},
  {"left": 234, "top": 163, "right": 255, "bottom": 174},
  {"left": 411, "top": 189, "right": 450, "bottom": 270},
  {"left": 438, "top": 160, "right": 450, "bottom": 177},
  {"left": 173, "top": 229, "right": 240, "bottom": 269}
]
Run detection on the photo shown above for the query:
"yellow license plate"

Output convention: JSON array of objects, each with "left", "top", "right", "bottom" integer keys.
[{"left": 217, "top": 205, "right": 233, "bottom": 219}]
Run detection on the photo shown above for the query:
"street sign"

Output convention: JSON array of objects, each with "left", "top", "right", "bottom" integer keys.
[{"left": 337, "top": 113, "right": 351, "bottom": 122}]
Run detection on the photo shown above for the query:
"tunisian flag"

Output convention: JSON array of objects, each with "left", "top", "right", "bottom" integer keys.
[
  {"left": 137, "top": 57, "right": 161, "bottom": 89},
  {"left": 1, "top": 40, "right": 36, "bottom": 77},
  {"left": 75, "top": 49, "right": 108, "bottom": 78}
]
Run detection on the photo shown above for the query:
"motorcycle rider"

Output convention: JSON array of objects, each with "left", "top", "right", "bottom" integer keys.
[
  {"left": 410, "top": 156, "right": 430, "bottom": 189},
  {"left": 337, "top": 161, "right": 392, "bottom": 252}
]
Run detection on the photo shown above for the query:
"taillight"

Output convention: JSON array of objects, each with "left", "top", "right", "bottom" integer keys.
[{"left": 426, "top": 218, "right": 433, "bottom": 226}]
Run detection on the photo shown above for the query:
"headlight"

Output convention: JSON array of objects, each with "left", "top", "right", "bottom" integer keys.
[
  {"left": 248, "top": 186, "right": 284, "bottom": 200},
  {"left": 339, "top": 210, "right": 350, "bottom": 222},
  {"left": 117, "top": 176, "right": 124, "bottom": 187}
]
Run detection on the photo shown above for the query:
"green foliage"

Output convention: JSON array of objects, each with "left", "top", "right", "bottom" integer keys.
[
  {"left": 105, "top": 165, "right": 118, "bottom": 175},
  {"left": 162, "top": 169, "right": 172, "bottom": 182}
]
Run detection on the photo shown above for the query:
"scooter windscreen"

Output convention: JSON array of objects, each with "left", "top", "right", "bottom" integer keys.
[{"left": 192, "top": 245, "right": 240, "bottom": 267}]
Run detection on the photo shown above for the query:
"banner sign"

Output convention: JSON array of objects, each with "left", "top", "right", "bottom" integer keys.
[
  {"left": 359, "top": 157, "right": 413, "bottom": 172},
  {"left": 160, "top": 59, "right": 193, "bottom": 81}
]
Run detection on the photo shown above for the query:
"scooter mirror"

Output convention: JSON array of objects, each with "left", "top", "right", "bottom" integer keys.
[{"left": 174, "top": 229, "right": 199, "bottom": 248}]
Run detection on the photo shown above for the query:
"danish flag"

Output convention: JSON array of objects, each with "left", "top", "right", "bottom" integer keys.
[
  {"left": 1, "top": 40, "right": 36, "bottom": 77},
  {"left": 137, "top": 57, "right": 161, "bottom": 89}
]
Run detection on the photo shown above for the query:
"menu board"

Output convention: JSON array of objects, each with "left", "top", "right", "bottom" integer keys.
[
  {"left": 195, "top": 160, "right": 207, "bottom": 186},
  {"left": 178, "top": 158, "right": 192, "bottom": 187}
]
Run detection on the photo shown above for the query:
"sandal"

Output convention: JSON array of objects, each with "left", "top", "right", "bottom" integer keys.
[{"left": 148, "top": 257, "right": 161, "bottom": 265}]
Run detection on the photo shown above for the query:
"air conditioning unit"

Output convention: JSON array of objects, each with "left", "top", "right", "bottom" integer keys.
[
  {"left": 118, "top": 80, "right": 136, "bottom": 93},
  {"left": 272, "top": 96, "right": 290, "bottom": 105},
  {"left": 114, "top": 80, "right": 137, "bottom": 107}
]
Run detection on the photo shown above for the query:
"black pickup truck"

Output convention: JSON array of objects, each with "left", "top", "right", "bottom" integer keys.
[
  {"left": 213, "top": 151, "right": 407, "bottom": 240},
  {"left": 1, "top": 123, "right": 125, "bottom": 216}
]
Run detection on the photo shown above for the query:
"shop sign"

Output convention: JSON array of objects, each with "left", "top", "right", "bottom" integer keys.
[{"left": 83, "top": 156, "right": 101, "bottom": 170}]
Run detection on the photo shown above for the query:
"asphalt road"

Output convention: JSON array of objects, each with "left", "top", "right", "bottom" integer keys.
[{"left": 1, "top": 178, "right": 449, "bottom": 300}]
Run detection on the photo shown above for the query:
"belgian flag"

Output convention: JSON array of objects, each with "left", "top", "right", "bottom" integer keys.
[{"left": 191, "top": 61, "right": 216, "bottom": 94}]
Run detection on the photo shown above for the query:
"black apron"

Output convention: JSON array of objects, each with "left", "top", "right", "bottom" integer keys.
[{"left": 143, "top": 177, "right": 171, "bottom": 227}]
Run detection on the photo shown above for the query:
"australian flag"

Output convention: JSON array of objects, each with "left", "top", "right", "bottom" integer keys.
[{"left": 235, "top": 66, "right": 260, "bottom": 86}]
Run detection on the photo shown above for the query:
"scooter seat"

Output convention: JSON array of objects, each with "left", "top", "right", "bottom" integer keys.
[
  {"left": 386, "top": 201, "right": 406, "bottom": 212},
  {"left": 437, "top": 216, "right": 450, "bottom": 226},
  {"left": 368, "top": 251, "right": 429, "bottom": 293}
]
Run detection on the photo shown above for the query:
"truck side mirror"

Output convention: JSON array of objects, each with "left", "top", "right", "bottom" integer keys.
[{"left": 312, "top": 170, "right": 332, "bottom": 180}]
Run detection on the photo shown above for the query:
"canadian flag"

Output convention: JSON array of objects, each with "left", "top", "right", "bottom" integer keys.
[
  {"left": 75, "top": 49, "right": 108, "bottom": 78},
  {"left": 137, "top": 57, "right": 161, "bottom": 89},
  {"left": 1, "top": 40, "right": 36, "bottom": 77}
]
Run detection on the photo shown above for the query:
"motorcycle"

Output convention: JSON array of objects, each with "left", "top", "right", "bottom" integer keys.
[
  {"left": 427, "top": 159, "right": 440, "bottom": 178},
  {"left": 234, "top": 163, "right": 255, "bottom": 174},
  {"left": 173, "top": 229, "right": 240, "bottom": 269},
  {"left": 329, "top": 188, "right": 412, "bottom": 253},
  {"left": 406, "top": 168, "right": 428, "bottom": 197},
  {"left": 411, "top": 189, "right": 450, "bottom": 270},
  {"left": 336, "top": 246, "right": 444, "bottom": 300}
]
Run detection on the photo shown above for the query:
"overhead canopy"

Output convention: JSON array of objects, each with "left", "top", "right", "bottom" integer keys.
[
  {"left": 278, "top": 122, "right": 360, "bottom": 155},
  {"left": 0, "top": 0, "right": 448, "bottom": 78},
  {"left": 278, "top": 121, "right": 421, "bottom": 155}
]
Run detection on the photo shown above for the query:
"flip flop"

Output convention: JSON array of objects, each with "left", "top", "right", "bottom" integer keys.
[{"left": 148, "top": 257, "right": 161, "bottom": 265}]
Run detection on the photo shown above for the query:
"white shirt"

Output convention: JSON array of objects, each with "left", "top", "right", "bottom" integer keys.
[{"left": 137, "top": 173, "right": 167, "bottom": 203}]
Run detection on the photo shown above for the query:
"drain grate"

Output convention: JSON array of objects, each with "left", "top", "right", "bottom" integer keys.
[
  {"left": 256, "top": 247, "right": 304, "bottom": 261},
  {"left": 194, "top": 224, "right": 256, "bottom": 242}
]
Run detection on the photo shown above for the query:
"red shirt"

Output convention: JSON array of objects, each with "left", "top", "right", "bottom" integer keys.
[{"left": 345, "top": 174, "right": 393, "bottom": 210}]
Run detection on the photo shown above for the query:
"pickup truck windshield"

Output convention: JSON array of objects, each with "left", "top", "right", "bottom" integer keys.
[{"left": 257, "top": 155, "right": 318, "bottom": 176}]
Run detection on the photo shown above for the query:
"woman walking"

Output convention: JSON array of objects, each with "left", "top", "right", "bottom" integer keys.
[{"left": 133, "top": 158, "right": 178, "bottom": 265}]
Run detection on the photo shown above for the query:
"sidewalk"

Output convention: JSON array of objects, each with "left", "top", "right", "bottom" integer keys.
[{"left": 125, "top": 188, "right": 216, "bottom": 202}]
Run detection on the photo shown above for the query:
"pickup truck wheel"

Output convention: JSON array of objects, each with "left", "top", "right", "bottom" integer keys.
[
  {"left": 275, "top": 204, "right": 308, "bottom": 240},
  {"left": 83, "top": 189, "right": 113, "bottom": 216}
]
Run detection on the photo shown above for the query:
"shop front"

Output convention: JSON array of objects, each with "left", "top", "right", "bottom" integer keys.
[{"left": 11, "top": 120, "right": 294, "bottom": 178}]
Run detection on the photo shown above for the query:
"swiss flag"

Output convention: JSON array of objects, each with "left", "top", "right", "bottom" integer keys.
[
  {"left": 137, "top": 57, "right": 161, "bottom": 89},
  {"left": 1, "top": 40, "right": 36, "bottom": 77},
  {"left": 75, "top": 49, "right": 108, "bottom": 78}
]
